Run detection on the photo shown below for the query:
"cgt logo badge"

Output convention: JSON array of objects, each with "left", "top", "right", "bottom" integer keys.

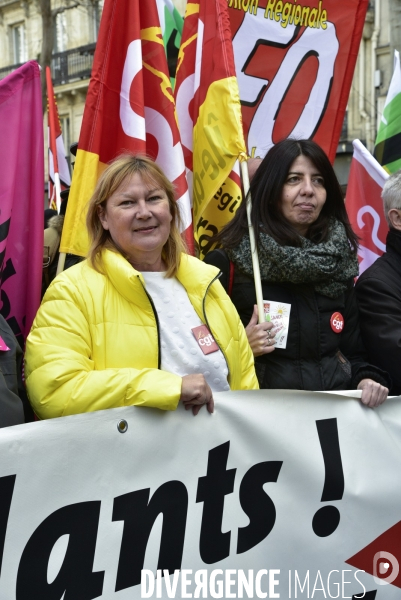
[
  {"left": 373, "top": 551, "right": 400, "bottom": 586},
  {"left": 330, "top": 312, "right": 344, "bottom": 333}
]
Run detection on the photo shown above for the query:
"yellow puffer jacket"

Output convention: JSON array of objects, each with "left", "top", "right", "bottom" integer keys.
[{"left": 25, "top": 250, "right": 258, "bottom": 419}]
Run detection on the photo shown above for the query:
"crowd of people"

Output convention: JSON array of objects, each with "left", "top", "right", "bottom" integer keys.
[{"left": 1, "top": 138, "right": 400, "bottom": 426}]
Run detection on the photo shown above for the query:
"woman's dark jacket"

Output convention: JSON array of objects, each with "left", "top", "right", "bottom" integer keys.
[{"left": 205, "top": 250, "right": 390, "bottom": 391}]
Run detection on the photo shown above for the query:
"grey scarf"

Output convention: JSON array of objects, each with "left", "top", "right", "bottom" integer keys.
[{"left": 227, "top": 220, "right": 359, "bottom": 298}]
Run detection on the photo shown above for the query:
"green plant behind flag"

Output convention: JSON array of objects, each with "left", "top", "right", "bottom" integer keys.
[
  {"left": 156, "top": 0, "right": 183, "bottom": 89},
  {"left": 374, "top": 49, "right": 401, "bottom": 174}
]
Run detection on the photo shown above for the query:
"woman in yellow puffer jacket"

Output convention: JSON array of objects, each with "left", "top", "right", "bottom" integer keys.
[{"left": 25, "top": 155, "right": 258, "bottom": 420}]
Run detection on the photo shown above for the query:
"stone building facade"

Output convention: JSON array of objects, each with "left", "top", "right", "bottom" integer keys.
[
  {"left": 335, "top": 0, "right": 401, "bottom": 187},
  {"left": 0, "top": 0, "right": 102, "bottom": 172},
  {"left": 0, "top": 0, "right": 399, "bottom": 187}
]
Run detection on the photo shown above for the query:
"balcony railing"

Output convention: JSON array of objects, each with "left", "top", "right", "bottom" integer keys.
[
  {"left": 51, "top": 43, "right": 96, "bottom": 85},
  {"left": 0, "top": 62, "right": 23, "bottom": 80},
  {"left": 0, "top": 43, "right": 96, "bottom": 84}
]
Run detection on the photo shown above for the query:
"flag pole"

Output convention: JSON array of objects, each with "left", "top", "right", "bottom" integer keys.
[
  {"left": 240, "top": 159, "right": 265, "bottom": 324},
  {"left": 56, "top": 252, "right": 66, "bottom": 276},
  {"left": 54, "top": 172, "right": 62, "bottom": 213}
]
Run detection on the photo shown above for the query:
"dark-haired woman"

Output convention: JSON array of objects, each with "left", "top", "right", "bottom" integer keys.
[{"left": 205, "top": 139, "right": 390, "bottom": 407}]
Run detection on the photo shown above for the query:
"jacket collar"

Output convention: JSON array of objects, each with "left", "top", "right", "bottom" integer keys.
[
  {"left": 101, "top": 249, "right": 147, "bottom": 306},
  {"left": 386, "top": 228, "right": 401, "bottom": 258},
  {"left": 176, "top": 253, "right": 220, "bottom": 297},
  {"left": 101, "top": 249, "right": 220, "bottom": 304}
]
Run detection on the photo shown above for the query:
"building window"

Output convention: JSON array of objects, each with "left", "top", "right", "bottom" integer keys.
[
  {"left": 54, "top": 13, "right": 67, "bottom": 53},
  {"left": 11, "top": 23, "right": 26, "bottom": 64},
  {"left": 90, "top": 0, "right": 101, "bottom": 42},
  {"left": 340, "top": 110, "right": 348, "bottom": 142},
  {"left": 59, "top": 115, "right": 71, "bottom": 169}
]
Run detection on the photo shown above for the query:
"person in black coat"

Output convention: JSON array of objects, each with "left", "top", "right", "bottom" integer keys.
[
  {"left": 355, "top": 170, "right": 401, "bottom": 396},
  {"left": 0, "top": 314, "right": 29, "bottom": 427},
  {"left": 205, "top": 139, "right": 390, "bottom": 407}
]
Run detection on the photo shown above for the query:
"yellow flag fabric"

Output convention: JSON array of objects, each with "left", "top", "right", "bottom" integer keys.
[
  {"left": 61, "top": 150, "right": 105, "bottom": 256},
  {"left": 193, "top": 77, "right": 245, "bottom": 221},
  {"left": 174, "top": 0, "right": 246, "bottom": 258}
]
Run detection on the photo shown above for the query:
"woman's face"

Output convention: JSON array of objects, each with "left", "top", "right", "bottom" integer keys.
[
  {"left": 98, "top": 172, "right": 172, "bottom": 269},
  {"left": 280, "top": 155, "right": 327, "bottom": 236}
]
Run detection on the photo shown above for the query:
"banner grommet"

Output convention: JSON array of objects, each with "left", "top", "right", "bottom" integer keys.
[{"left": 117, "top": 419, "right": 128, "bottom": 433}]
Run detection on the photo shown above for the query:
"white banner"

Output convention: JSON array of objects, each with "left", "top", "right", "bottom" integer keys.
[{"left": 0, "top": 390, "right": 400, "bottom": 599}]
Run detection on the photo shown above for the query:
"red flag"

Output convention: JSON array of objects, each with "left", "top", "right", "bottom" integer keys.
[
  {"left": 346, "top": 140, "right": 389, "bottom": 276},
  {"left": 228, "top": 0, "right": 369, "bottom": 162},
  {"left": 46, "top": 67, "right": 71, "bottom": 211},
  {"left": 61, "top": 0, "right": 193, "bottom": 257},
  {"left": 0, "top": 61, "right": 44, "bottom": 346},
  {"left": 174, "top": 0, "right": 246, "bottom": 258}
]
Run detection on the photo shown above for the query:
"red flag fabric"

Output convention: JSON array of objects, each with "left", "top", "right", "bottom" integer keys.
[
  {"left": 228, "top": 0, "right": 369, "bottom": 162},
  {"left": 46, "top": 67, "right": 71, "bottom": 211},
  {"left": 346, "top": 140, "right": 389, "bottom": 276},
  {"left": 0, "top": 61, "right": 44, "bottom": 346},
  {"left": 174, "top": 0, "right": 246, "bottom": 257},
  {"left": 61, "top": 0, "right": 193, "bottom": 257}
]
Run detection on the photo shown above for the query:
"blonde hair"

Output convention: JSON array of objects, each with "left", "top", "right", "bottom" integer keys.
[{"left": 86, "top": 154, "right": 186, "bottom": 277}]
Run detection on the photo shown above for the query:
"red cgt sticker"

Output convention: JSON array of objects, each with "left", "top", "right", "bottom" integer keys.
[
  {"left": 191, "top": 324, "right": 219, "bottom": 355},
  {"left": 330, "top": 312, "right": 344, "bottom": 333}
]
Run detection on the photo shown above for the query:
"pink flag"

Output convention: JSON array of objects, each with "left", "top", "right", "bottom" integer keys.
[
  {"left": 346, "top": 139, "right": 389, "bottom": 276},
  {"left": 0, "top": 61, "right": 44, "bottom": 347}
]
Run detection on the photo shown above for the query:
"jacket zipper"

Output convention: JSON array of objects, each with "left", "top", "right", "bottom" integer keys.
[
  {"left": 313, "top": 291, "right": 325, "bottom": 391},
  {"left": 203, "top": 272, "right": 230, "bottom": 382},
  {"left": 137, "top": 276, "right": 161, "bottom": 369},
  {"left": 138, "top": 272, "right": 229, "bottom": 377}
]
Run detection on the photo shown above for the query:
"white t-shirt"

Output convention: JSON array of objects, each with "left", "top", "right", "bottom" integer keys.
[{"left": 141, "top": 272, "right": 230, "bottom": 392}]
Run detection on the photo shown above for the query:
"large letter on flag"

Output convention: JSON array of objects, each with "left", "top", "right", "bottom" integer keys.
[
  {"left": 60, "top": 0, "right": 192, "bottom": 258},
  {"left": 228, "top": 0, "right": 369, "bottom": 162},
  {"left": 0, "top": 61, "right": 44, "bottom": 346},
  {"left": 175, "top": 0, "right": 247, "bottom": 258},
  {"left": 46, "top": 67, "right": 71, "bottom": 212},
  {"left": 374, "top": 50, "right": 401, "bottom": 174},
  {"left": 346, "top": 140, "right": 389, "bottom": 275}
]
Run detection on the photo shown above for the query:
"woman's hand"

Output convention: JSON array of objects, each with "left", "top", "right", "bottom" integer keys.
[
  {"left": 180, "top": 374, "right": 214, "bottom": 415},
  {"left": 245, "top": 305, "right": 277, "bottom": 357},
  {"left": 357, "top": 379, "right": 388, "bottom": 408}
]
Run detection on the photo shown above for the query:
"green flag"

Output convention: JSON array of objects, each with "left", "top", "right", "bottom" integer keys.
[
  {"left": 374, "top": 50, "right": 401, "bottom": 173},
  {"left": 156, "top": 0, "right": 183, "bottom": 89}
]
